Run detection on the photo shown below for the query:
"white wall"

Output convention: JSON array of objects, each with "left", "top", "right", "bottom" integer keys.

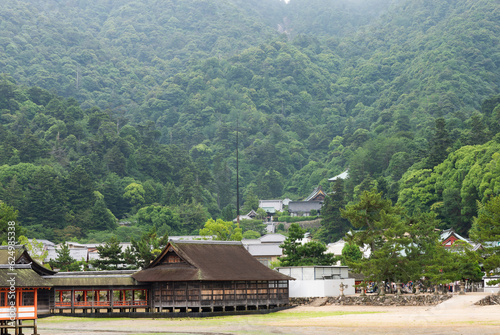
[
  {"left": 288, "top": 279, "right": 355, "bottom": 298},
  {"left": 484, "top": 287, "right": 499, "bottom": 294},
  {"left": 278, "top": 266, "right": 349, "bottom": 280},
  {"left": 483, "top": 276, "right": 500, "bottom": 294}
]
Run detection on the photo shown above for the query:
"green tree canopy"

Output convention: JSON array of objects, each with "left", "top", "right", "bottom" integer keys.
[
  {"left": 340, "top": 242, "right": 362, "bottom": 266},
  {"left": 199, "top": 218, "right": 243, "bottom": 241},
  {"left": 0, "top": 201, "right": 22, "bottom": 243},
  {"left": 470, "top": 195, "right": 500, "bottom": 285},
  {"left": 278, "top": 223, "right": 335, "bottom": 266}
]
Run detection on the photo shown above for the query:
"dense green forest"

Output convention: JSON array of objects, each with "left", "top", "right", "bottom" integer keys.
[{"left": 0, "top": 0, "right": 499, "bottom": 242}]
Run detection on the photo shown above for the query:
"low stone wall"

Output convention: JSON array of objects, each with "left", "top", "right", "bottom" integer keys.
[
  {"left": 475, "top": 294, "right": 500, "bottom": 305},
  {"left": 290, "top": 294, "right": 452, "bottom": 307}
]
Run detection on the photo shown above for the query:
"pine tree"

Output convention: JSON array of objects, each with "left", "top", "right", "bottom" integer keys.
[
  {"left": 124, "top": 227, "right": 168, "bottom": 269},
  {"left": 90, "top": 192, "right": 117, "bottom": 230},
  {"left": 470, "top": 195, "right": 500, "bottom": 285},
  {"left": 93, "top": 236, "right": 123, "bottom": 270},
  {"left": 49, "top": 243, "right": 80, "bottom": 271},
  {"left": 318, "top": 179, "right": 350, "bottom": 243},
  {"left": 341, "top": 190, "right": 410, "bottom": 289},
  {"left": 279, "top": 223, "right": 335, "bottom": 266}
]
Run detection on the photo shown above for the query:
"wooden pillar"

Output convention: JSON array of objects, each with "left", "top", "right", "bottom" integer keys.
[
  {"left": 16, "top": 290, "right": 21, "bottom": 335},
  {"left": 245, "top": 281, "right": 248, "bottom": 310},
  {"left": 91, "top": 288, "right": 95, "bottom": 314},
  {"left": 267, "top": 281, "right": 270, "bottom": 309},
  {"left": 34, "top": 288, "right": 38, "bottom": 318},
  {"left": 199, "top": 282, "right": 202, "bottom": 309},
  {"left": 71, "top": 288, "right": 75, "bottom": 313},
  {"left": 185, "top": 283, "right": 188, "bottom": 311},
  {"left": 148, "top": 286, "right": 152, "bottom": 313}
]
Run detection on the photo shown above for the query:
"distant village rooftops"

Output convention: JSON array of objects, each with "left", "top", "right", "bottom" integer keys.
[{"left": 258, "top": 233, "right": 286, "bottom": 244}]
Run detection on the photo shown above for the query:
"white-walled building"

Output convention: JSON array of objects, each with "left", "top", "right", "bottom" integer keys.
[{"left": 276, "top": 266, "right": 355, "bottom": 298}]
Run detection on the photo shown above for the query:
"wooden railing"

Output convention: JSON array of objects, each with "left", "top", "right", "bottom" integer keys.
[{"left": 55, "top": 300, "right": 148, "bottom": 308}]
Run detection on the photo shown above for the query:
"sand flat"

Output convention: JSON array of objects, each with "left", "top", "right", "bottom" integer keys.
[{"left": 37, "top": 293, "right": 500, "bottom": 335}]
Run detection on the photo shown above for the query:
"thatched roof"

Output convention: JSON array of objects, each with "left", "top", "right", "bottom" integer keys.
[
  {"left": 45, "top": 270, "right": 141, "bottom": 287},
  {"left": 132, "top": 241, "right": 292, "bottom": 282},
  {"left": 0, "top": 245, "right": 56, "bottom": 276},
  {"left": 0, "top": 265, "right": 52, "bottom": 288}
]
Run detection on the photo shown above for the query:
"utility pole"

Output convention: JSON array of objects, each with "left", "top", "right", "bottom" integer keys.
[{"left": 236, "top": 118, "right": 240, "bottom": 228}]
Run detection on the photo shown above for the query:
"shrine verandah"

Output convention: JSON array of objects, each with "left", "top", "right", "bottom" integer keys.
[{"left": 46, "top": 270, "right": 150, "bottom": 314}]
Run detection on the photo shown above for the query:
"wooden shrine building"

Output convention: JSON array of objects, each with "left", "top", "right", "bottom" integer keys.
[
  {"left": 132, "top": 241, "right": 292, "bottom": 312},
  {"left": 1, "top": 241, "right": 292, "bottom": 323}
]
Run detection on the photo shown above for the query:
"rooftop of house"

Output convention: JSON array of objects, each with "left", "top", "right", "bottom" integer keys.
[
  {"left": 304, "top": 185, "right": 326, "bottom": 202},
  {"left": 288, "top": 200, "right": 323, "bottom": 212},
  {"left": 328, "top": 170, "right": 349, "bottom": 181}
]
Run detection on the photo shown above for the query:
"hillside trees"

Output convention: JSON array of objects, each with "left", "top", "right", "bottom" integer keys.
[
  {"left": 0, "top": 0, "right": 498, "bottom": 242},
  {"left": 398, "top": 140, "right": 500, "bottom": 235},
  {"left": 0, "top": 82, "right": 218, "bottom": 241},
  {"left": 0, "top": 201, "right": 23, "bottom": 243}
]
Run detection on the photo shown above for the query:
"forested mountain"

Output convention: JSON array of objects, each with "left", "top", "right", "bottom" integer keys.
[{"left": 0, "top": 0, "right": 499, "bottom": 242}]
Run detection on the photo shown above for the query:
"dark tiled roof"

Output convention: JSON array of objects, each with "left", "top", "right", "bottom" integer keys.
[
  {"left": 288, "top": 201, "right": 323, "bottom": 213},
  {"left": 304, "top": 185, "right": 326, "bottom": 201},
  {"left": 132, "top": 241, "right": 292, "bottom": 282}
]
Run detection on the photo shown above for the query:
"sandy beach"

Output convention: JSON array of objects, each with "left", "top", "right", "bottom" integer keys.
[{"left": 36, "top": 293, "right": 500, "bottom": 335}]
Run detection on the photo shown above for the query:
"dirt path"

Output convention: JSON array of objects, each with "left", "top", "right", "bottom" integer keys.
[{"left": 37, "top": 293, "right": 500, "bottom": 335}]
